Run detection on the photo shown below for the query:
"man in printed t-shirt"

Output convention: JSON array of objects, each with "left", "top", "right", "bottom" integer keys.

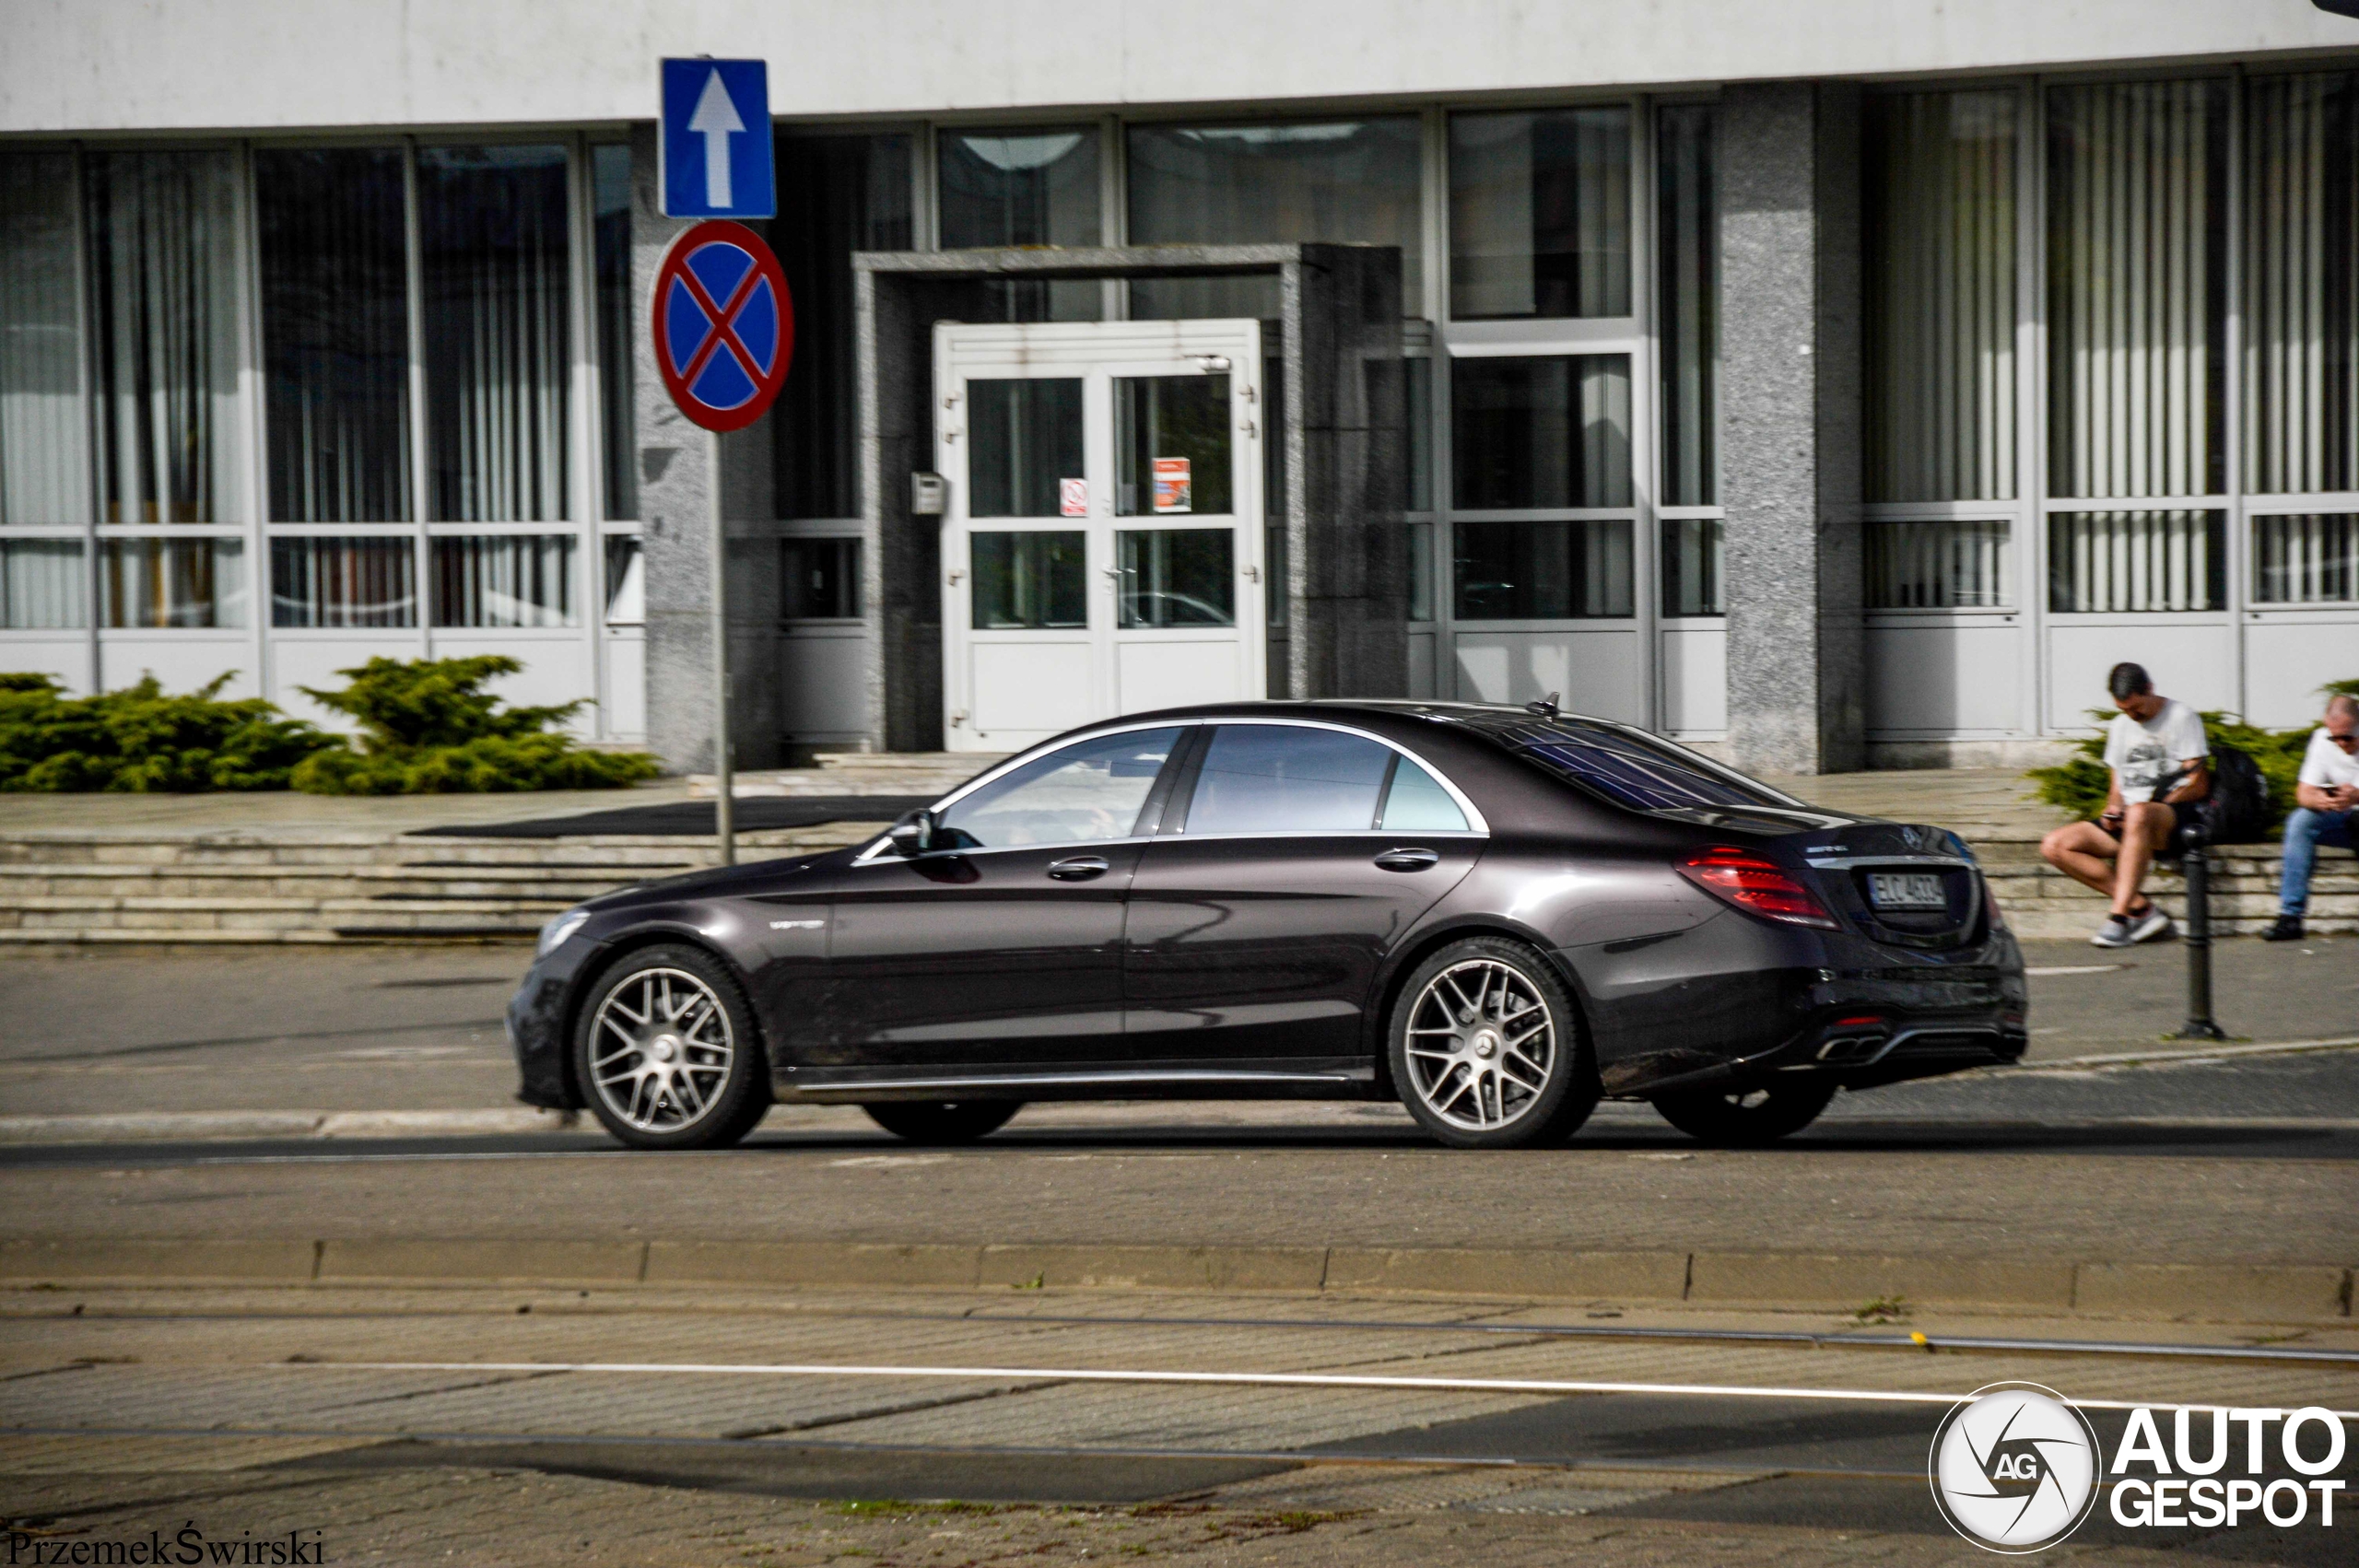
[
  {"left": 2260, "top": 692, "right": 2359, "bottom": 942},
  {"left": 2037, "top": 662, "right": 2211, "bottom": 949}
]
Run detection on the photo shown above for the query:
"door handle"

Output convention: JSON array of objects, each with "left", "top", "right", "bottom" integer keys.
[
  {"left": 1374, "top": 848, "right": 1440, "bottom": 872},
  {"left": 1047, "top": 856, "right": 1111, "bottom": 881}
]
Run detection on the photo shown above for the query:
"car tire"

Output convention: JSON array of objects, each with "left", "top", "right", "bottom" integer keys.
[
  {"left": 1651, "top": 1081, "right": 1837, "bottom": 1146},
  {"left": 862, "top": 1101, "right": 1023, "bottom": 1144},
  {"left": 1387, "top": 936, "right": 1598, "bottom": 1150},
  {"left": 573, "top": 944, "right": 771, "bottom": 1151}
]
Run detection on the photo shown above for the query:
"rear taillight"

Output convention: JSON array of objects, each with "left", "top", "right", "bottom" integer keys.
[
  {"left": 1980, "top": 871, "right": 2008, "bottom": 932},
  {"left": 1678, "top": 846, "right": 1839, "bottom": 929}
]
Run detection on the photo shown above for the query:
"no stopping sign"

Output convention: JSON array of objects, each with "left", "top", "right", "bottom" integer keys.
[{"left": 652, "top": 220, "right": 794, "bottom": 432}]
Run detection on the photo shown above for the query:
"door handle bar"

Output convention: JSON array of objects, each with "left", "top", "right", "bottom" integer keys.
[
  {"left": 1373, "top": 848, "right": 1440, "bottom": 872},
  {"left": 1047, "top": 856, "right": 1111, "bottom": 881}
]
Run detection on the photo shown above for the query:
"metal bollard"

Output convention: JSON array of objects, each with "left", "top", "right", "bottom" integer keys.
[{"left": 2170, "top": 825, "right": 2227, "bottom": 1042}]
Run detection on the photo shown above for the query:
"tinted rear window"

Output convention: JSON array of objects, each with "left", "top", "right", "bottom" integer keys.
[{"left": 1469, "top": 717, "right": 1801, "bottom": 814}]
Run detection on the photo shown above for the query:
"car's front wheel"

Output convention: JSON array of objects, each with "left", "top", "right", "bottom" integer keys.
[
  {"left": 1651, "top": 1081, "right": 1836, "bottom": 1146},
  {"left": 574, "top": 944, "right": 771, "bottom": 1150},
  {"left": 863, "top": 1101, "right": 1023, "bottom": 1144},
  {"left": 1388, "top": 937, "right": 1596, "bottom": 1149}
]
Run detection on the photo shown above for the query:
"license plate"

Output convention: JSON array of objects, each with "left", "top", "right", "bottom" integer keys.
[{"left": 1868, "top": 872, "right": 1948, "bottom": 911}]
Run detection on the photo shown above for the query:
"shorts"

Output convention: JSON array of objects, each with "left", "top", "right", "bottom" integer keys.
[{"left": 2095, "top": 802, "right": 2203, "bottom": 858}]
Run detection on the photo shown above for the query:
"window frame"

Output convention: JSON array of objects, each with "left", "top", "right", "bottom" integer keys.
[
  {"left": 1163, "top": 718, "right": 1490, "bottom": 841},
  {"left": 852, "top": 718, "right": 1199, "bottom": 863}
]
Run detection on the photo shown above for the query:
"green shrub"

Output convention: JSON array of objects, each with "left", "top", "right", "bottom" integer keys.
[
  {"left": 0, "top": 672, "right": 337, "bottom": 792},
  {"left": 290, "top": 655, "right": 660, "bottom": 795},
  {"left": 2026, "top": 684, "right": 2345, "bottom": 830}
]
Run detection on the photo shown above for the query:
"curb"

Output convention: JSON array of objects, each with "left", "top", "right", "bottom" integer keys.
[
  {"left": 0, "top": 1109, "right": 577, "bottom": 1143},
  {"left": 0, "top": 1237, "right": 2348, "bottom": 1323}
]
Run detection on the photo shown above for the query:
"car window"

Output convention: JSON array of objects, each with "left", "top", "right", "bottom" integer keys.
[
  {"left": 1477, "top": 715, "right": 1800, "bottom": 813},
  {"left": 935, "top": 727, "right": 1183, "bottom": 848},
  {"left": 1185, "top": 725, "right": 1396, "bottom": 834},
  {"left": 1378, "top": 755, "right": 1470, "bottom": 832}
]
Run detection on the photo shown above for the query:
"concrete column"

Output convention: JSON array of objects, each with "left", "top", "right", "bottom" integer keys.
[
  {"left": 631, "top": 123, "right": 781, "bottom": 773},
  {"left": 1719, "top": 84, "right": 1865, "bottom": 776}
]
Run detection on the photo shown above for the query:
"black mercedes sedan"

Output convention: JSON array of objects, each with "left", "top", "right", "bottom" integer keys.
[{"left": 509, "top": 701, "right": 2026, "bottom": 1152}]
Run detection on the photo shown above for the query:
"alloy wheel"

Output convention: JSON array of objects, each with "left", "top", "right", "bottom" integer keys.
[
  {"left": 588, "top": 966, "right": 735, "bottom": 1133},
  {"left": 1402, "top": 957, "right": 1557, "bottom": 1132}
]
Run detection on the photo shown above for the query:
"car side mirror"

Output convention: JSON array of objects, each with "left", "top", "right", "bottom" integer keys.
[{"left": 886, "top": 808, "right": 936, "bottom": 857}]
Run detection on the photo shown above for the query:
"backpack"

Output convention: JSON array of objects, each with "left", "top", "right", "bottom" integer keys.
[{"left": 2194, "top": 742, "right": 2271, "bottom": 846}]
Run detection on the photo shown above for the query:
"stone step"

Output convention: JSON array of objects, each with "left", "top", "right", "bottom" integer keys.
[
  {"left": 0, "top": 864, "right": 651, "bottom": 901},
  {"left": 0, "top": 823, "right": 877, "bottom": 942},
  {"left": 689, "top": 752, "right": 1008, "bottom": 799},
  {"left": 0, "top": 828, "right": 861, "bottom": 869},
  {"left": 0, "top": 893, "right": 573, "bottom": 941}
]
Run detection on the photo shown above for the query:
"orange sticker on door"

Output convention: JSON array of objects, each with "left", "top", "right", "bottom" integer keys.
[{"left": 1152, "top": 457, "right": 1191, "bottom": 514}]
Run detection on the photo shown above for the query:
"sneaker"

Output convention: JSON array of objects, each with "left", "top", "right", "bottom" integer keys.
[
  {"left": 2124, "top": 904, "right": 2175, "bottom": 944},
  {"left": 2260, "top": 915, "right": 2306, "bottom": 942},
  {"left": 2091, "top": 915, "right": 2136, "bottom": 948}
]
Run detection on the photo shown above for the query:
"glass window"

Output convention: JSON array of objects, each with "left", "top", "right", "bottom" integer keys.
[
  {"left": 592, "top": 144, "right": 637, "bottom": 521},
  {"left": 430, "top": 534, "right": 576, "bottom": 627},
  {"left": 1661, "top": 517, "right": 1724, "bottom": 617},
  {"left": 1471, "top": 714, "right": 1800, "bottom": 814},
  {"left": 2048, "top": 509, "right": 2224, "bottom": 613},
  {"left": 782, "top": 536, "right": 861, "bottom": 618},
  {"left": 935, "top": 726, "right": 1182, "bottom": 848},
  {"left": 2244, "top": 72, "right": 2359, "bottom": 496},
  {"left": 270, "top": 535, "right": 417, "bottom": 627},
  {"left": 1115, "top": 374, "right": 1230, "bottom": 516},
  {"left": 603, "top": 534, "right": 643, "bottom": 625},
  {"left": 86, "top": 151, "right": 243, "bottom": 525},
  {"left": 1452, "top": 356, "right": 1632, "bottom": 509},
  {"left": 1126, "top": 119, "right": 1422, "bottom": 319},
  {"left": 2048, "top": 81, "right": 2228, "bottom": 500},
  {"left": 1657, "top": 106, "right": 1718, "bottom": 507},
  {"left": 1378, "top": 756, "right": 1468, "bottom": 832},
  {"left": 1185, "top": 724, "right": 1395, "bottom": 834},
  {"left": 1, "top": 151, "right": 91, "bottom": 528},
  {"left": 2253, "top": 514, "right": 2359, "bottom": 605},
  {"left": 938, "top": 127, "right": 1100, "bottom": 322},
  {"left": 1865, "top": 91, "right": 2018, "bottom": 504},
  {"left": 1119, "top": 529, "right": 1233, "bottom": 627},
  {"left": 971, "top": 531, "right": 1085, "bottom": 629},
  {"left": 1449, "top": 107, "right": 1631, "bottom": 320},
  {"left": 775, "top": 134, "right": 913, "bottom": 521},
  {"left": 418, "top": 146, "right": 570, "bottom": 523},
  {"left": 256, "top": 149, "right": 411, "bottom": 523},
  {"left": 968, "top": 378, "right": 1083, "bottom": 517},
  {"left": 1455, "top": 520, "right": 1634, "bottom": 619},
  {"left": 100, "top": 538, "right": 244, "bottom": 628},
  {"left": 0, "top": 540, "right": 85, "bottom": 627},
  {"left": 1866, "top": 520, "right": 2013, "bottom": 609}
]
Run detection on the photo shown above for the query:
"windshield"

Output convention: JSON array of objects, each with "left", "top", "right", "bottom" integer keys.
[{"left": 1462, "top": 715, "right": 1807, "bottom": 815}]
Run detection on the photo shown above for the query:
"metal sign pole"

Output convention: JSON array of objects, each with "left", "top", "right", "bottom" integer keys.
[
  {"left": 710, "top": 457, "right": 734, "bottom": 867},
  {"left": 2170, "top": 829, "right": 2224, "bottom": 1041}
]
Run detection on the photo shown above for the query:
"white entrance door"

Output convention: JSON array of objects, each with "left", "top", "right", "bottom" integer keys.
[{"left": 936, "top": 320, "right": 1266, "bottom": 753}]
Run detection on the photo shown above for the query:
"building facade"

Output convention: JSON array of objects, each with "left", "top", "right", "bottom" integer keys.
[{"left": 4, "top": 2, "right": 2357, "bottom": 773}]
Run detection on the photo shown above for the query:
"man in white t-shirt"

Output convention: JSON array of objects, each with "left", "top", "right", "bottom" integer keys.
[
  {"left": 2038, "top": 661, "right": 2212, "bottom": 948},
  {"left": 2261, "top": 693, "right": 2358, "bottom": 942}
]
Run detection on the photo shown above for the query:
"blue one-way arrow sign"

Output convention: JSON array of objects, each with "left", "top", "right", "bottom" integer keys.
[{"left": 660, "top": 58, "right": 774, "bottom": 219}]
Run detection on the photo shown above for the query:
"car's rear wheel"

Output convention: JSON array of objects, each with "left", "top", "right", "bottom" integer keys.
[
  {"left": 574, "top": 944, "right": 770, "bottom": 1151},
  {"left": 1651, "top": 1081, "right": 1837, "bottom": 1145},
  {"left": 863, "top": 1101, "right": 1023, "bottom": 1144},
  {"left": 1388, "top": 937, "right": 1596, "bottom": 1150}
]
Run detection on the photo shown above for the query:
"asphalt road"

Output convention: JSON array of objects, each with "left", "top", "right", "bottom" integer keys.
[
  {"left": 0, "top": 937, "right": 2350, "bottom": 1120},
  {"left": 5, "top": 1286, "right": 2353, "bottom": 1566}
]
